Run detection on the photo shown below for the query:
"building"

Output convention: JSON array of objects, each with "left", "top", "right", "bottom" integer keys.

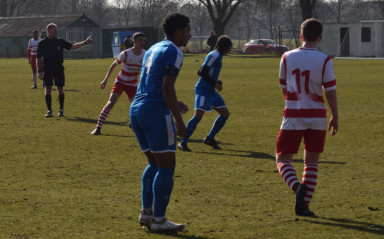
[
  {"left": 319, "top": 20, "right": 384, "bottom": 58},
  {"left": 0, "top": 14, "right": 102, "bottom": 58}
]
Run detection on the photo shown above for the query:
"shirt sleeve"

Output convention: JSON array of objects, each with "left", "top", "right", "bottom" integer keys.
[
  {"left": 164, "top": 46, "right": 183, "bottom": 70},
  {"left": 279, "top": 53, "right": 287, "bottom": 89},
  {"left": 61, "top": 39, "right": 73, "bottom": 51},
  {"left": 27, "top": 40, "right": 31, "bottom": 58},
  {"left": 322, "top": 57, "right": 336, "bottom": 92},
  {"left": 116, "top": 50, "right": 126, "bottom": 64},
  {"left": 37, "top": 41, "right": 43, "bottom": 59},
  {"left": 203, "top": 53, "right": 218, "bottom": 69}
]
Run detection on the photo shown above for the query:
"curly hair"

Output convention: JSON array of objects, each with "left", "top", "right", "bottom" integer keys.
[
  {"left": 162, "top": 13, "right": 190, "bottom": 38},
  {"left": 215, "top": 35, "right": 233, "bottom": 54}
]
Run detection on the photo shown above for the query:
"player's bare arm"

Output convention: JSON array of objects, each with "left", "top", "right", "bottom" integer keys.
[
  {"left": 162, "top": 75, "right": 187, "bottom": 138},
  {"left": 198, "top": 65, "right": 215, "bottom": 85},
  {"left": 325, "top": 89, "right": 338, "bottom": 136},
  {"left": 281, "top": 88, "right": 287, "bottom": 97},
  {"left": 100, "top": 62, "right": 118, "bottom": 89},
  {"left": 71, "top": 36, "right": 93, "bottom": 50}
]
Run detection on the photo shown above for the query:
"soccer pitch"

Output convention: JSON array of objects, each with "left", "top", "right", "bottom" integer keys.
[{"left": 0, "top": 56, "right": 383, "bottom": 238}]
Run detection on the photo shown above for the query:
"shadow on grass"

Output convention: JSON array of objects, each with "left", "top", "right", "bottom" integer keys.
[
  {"left": 101, "top": 132, "right": 135, "bottom": 138},
  {"left": 63, "top": 88, "right": 80, "bottom": 92},
  {"left": 228, "top": 54, "right": 281, "bottom": 59},
  {"left": 145, "top": 231, "right": 217, "bottom": 239},
  {"left": 64, "top": 116, "right": 128, "bottom": 126},
  {"left": 185, "top": 148, "right": 274, "bottom": 160},
  {"left": 176, "top": 138, "right": 346, "bottom": 164},
  {"left": 178, "top": 146, "right": 346, "bottom": 165},
  {"left": 226, "top": 149, "right": 275, "bottom": 159},
  {"left": 178, "top": 138, "right": 234, "bottom": 146},
  {"left": 292, "top": 159, "right": 346, "bottom": 164},
  {"left": 303, "top": 217, "right": 384, "bottom": 236}
]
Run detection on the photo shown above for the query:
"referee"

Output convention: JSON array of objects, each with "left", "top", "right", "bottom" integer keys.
[{"left": 37, "top": 23, "right": 93, "bottom": 117}]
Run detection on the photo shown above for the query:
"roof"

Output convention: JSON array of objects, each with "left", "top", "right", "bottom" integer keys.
[
  {"left": 0, "top": 14, "right": 99, "bottom": 37},
  {"left": 324, "top": 20, "right": 384, "bottom": 26}
]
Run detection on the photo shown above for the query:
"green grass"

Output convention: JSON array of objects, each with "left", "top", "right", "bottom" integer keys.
[{"left": 0, "top": 55, "right": 383, "bottom": 239}]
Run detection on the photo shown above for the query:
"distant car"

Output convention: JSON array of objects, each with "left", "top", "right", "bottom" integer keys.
[{"left": 242, "top": 39, "right": 289, "bottom": 55}]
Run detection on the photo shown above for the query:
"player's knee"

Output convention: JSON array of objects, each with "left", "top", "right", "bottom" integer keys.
[
  {"left": 222, "top": 111, "right": 230, "bottom": 118},
  {"left": 276, "top": 154, "right": 293, "bottom": 163},
  {"left": 107, "top": 101, "right": 116, "bottom": 109},
  {"left": 194, "top": 110, "right": 204, "bottom": 120}
]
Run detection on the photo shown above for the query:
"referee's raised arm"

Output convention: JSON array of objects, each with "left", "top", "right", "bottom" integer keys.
[{"left": 71, "top": 36, "right": 93, "bottom": 50}]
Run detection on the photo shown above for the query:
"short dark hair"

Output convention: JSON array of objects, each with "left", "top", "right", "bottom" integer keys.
[
  {"left": 301, "top": 18, "right": 323, "bottom": 42},
  {"left": 132, "top": 32, "right": 144, "bottom": 40},
  {"left": 162, "top": 13, "right": 190, "bottom": 37},
  {"left": 33, "top": 29, "right": 38, "bottom": 33},
  {"left": 215, "top": 35, "right": 232, "bottom": 54}
]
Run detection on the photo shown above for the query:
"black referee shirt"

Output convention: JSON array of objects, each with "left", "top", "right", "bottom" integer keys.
[{"left": 37, "top": 38, "right": 73, "bottom": 72}]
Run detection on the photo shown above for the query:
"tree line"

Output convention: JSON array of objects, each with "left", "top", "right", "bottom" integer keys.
[{"left": 1, "top": 0, "right": 383, "bottom": 40}]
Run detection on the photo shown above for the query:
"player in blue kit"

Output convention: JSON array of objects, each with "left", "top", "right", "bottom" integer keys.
[
  {"left": 129, "top": 13, "right": 191, "bottom": 233},
  {"left": 178, "top": 35, "right": 233, "bottom": 152}
]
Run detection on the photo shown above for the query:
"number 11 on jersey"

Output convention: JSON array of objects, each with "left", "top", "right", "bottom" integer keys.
[{"left": 292, "top": 68, "right": 310, "bottom": 95}]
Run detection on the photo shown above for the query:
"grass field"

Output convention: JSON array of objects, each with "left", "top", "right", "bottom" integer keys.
[{"left": 0, "top": 55, "right": 383, "bottom": 239}]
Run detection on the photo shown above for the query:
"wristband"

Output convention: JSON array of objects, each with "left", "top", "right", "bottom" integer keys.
[{"left": 84, "top": 41, "right": 88, "bottom": 45}]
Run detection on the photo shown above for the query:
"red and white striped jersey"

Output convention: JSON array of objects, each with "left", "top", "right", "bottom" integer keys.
[
  {"left": 115, "top": 48, "right": 145, "bottom": 86},
  {"left": 27, "top": 38, "right": 41, "bottom": 59},
  {"left": 279, "top": 47, "right": 336, "bottom": 130}
]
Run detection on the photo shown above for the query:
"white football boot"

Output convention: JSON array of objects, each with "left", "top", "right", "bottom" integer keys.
[
  {"left": 139, "top": 209, "right": 153, "bottom": 229},
  {"left": 150, "top": 218, "right": 185, "bottom": 232}
]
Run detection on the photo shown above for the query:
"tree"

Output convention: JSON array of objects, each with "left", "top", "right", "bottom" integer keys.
[
  {"left": 348, "top": 0, "right": 374, "bottom": 21},
  {"left": 88, "top": 0, "right": 109, "bottom": 27},
  {"left": 0, "top": 0, "right": 6, "bottom": 16},
  {"left": 29, "top": 0, "right": 63, "bottom": 15},
  {"left": 66, "top": 0, "right": 92, "bottom": 14},
  {"left": 0, "top": 0, "right": 29, "bottom": 17},
  {"left": 180, "top": 2, "right": 212, "bottom": 50},
  {"left": 285, "top": 0, "right": 302, "bottom": 47},
  {"left": 299, "top": 0, "right": 317, "bottom": 20},
  {"left": 237, "top": 0, "right": 259, "bottom": 41},
  {"left": 256, "top": 0, "right": 285, "bottom": 39},
  {"left": 132, "top": 0, "right": 177, "bottom": 27},
  {"left": 312, "top": 0, "right": 333, "bottom": 23},
  {"left": 110, "top": 0, "right": 133, "bottom": 26},
  {"left": 328, "top": 0, "right": 351, "bottom": 23},
  {"left": 197, "top": 0, "right": 246, "bottom": 36},
  {"left": 374, "top": 0, "right": 384, "bottom": 19}
]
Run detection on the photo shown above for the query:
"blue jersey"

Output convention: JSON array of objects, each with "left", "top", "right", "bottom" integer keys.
[
  {"left": 130, "top": 39, "right": 183, "bottom": 116},
  {"left": 195, "top": 50, "right": 222, "bottom": 94}
]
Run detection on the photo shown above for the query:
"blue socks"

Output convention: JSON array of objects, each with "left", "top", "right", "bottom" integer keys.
[
  {"left": 142, "top": 165, "right": 175, "bottom": 218},
  {"left": 181, "top": 116, "right": 201, "bottom": 144},
  {"left": 208, "top": 115, "right": 228, "bottom": 139},
  {"left": 141, "top": 163, "right": 158, "bottom": 209},
  {"left": 153, "top": 168, "right": 174, "bottom": 217}
]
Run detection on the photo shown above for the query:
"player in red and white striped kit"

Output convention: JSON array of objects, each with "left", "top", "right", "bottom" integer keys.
[
  {"left": 27, "top": 30, "right": 41, "bottom": 89},
  {"left": 91, "top": 32, "right": 146, "bottom": 135},
  {"left": 275, "top": 18, "right": 338, "bottom": 217}
]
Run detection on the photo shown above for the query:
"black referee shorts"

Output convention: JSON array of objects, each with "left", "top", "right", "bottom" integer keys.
[{"left": 44, "top": 69, "right": 65, "bottom": 87}]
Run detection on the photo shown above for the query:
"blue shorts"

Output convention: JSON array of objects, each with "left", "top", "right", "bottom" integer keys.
[
  {"left": 194, "top": 90, "right": 226, "bottom": 112},
  {"left": 130, "top": 114, "right": 176, "bottom": 153}
]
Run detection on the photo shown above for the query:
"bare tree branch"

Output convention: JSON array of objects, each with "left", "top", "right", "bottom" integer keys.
[{"left": 197, "top": 0, "right": 247, "bottom": 36}]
